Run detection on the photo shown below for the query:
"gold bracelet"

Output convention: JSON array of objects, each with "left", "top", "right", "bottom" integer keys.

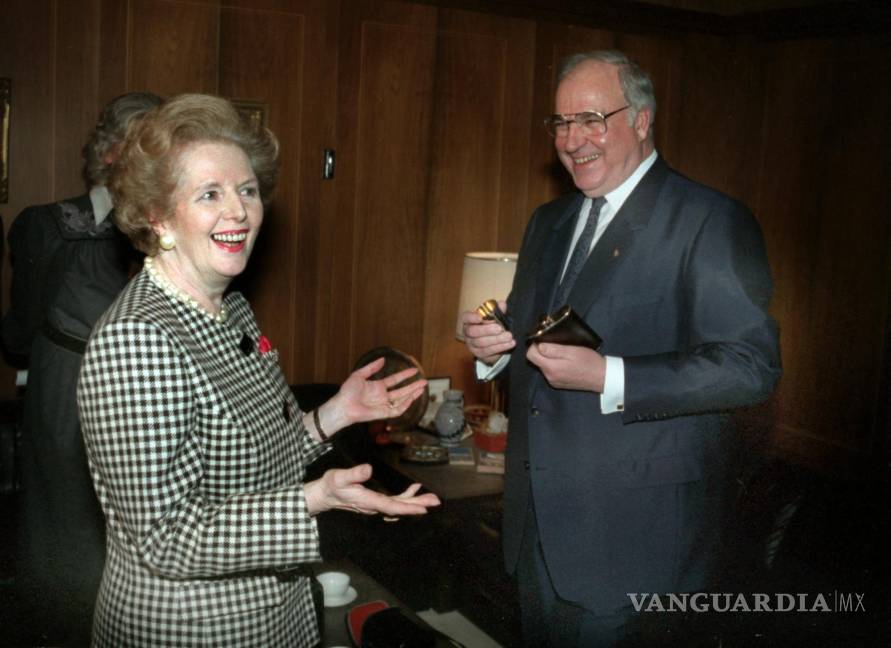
[{"left": 313, "top": 408, "right": 330, "bottom": 443}]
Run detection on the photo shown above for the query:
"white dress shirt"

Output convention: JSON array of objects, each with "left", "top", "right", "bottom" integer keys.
[{"left": 89, "top": 185, "right": 114, "bottom": 225}]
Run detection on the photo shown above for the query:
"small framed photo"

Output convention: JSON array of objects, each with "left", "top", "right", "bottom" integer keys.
[
  {"left": 419, "top": 377, "right": 451, "bottom": 430},
  {"left": 230, "top": 99, "right": 267, "bottom": 132}
]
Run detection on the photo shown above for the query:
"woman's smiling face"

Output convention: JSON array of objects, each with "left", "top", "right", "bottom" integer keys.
[{"left": 156, "top": 140, "right": 263, "bottom": 297}]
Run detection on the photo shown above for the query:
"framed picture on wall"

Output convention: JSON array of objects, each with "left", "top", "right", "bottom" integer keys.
[
  {"left": 419, "top": 377, "right": 451, "bottom": 430},
  {"left": 230, "top": 99, "right": 267, "bottom": 133},
  {"left": 1, "top": 78, "right": 10, "bottom": 204}
]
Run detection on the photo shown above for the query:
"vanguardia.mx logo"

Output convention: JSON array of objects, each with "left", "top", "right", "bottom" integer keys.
[{"left": 627, "top": 592, "right": 866, "bottom": 613}]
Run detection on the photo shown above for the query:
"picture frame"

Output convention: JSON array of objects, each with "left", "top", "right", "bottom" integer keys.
[
  {"left": 419, "top": 376, "right": 451, "bottom": 430},
  {"left": 230, "top": 99, "right": 267, "bottom": 132},
  {"left": 1, "top": 78, "right": 10, "bottom": 204}
]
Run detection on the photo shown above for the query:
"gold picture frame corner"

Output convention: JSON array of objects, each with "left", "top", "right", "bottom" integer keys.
[{"left": 230, "top": 98, "right": 267, "bottom": 132}]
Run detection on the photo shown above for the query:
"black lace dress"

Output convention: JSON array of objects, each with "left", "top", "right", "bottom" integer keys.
[{"left": 2, "top": 193, "right": 134, "bottom": 646}]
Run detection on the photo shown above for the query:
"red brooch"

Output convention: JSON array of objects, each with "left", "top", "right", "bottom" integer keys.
[{"left": 258, "top": 335, "right": 273, "bottom": 355}]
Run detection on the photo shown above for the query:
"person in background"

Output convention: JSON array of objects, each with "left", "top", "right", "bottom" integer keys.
[
  {"left": 76, "top": 93, "right": 440, "bottom": 647},
  {"left": 461, "top": 50, "right": 781, "bottom": 646},
  {"left": 2, "top": 91, "right": 162, "bottom": 646}
]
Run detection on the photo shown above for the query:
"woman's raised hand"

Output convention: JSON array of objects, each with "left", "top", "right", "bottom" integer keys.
[{"left": 332, "top": 357, "right": 427, "bottom": 427}]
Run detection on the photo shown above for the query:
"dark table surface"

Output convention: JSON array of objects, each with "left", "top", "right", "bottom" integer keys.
[{"left": 377, "top": 430, "right": 503, "bottom": 500}]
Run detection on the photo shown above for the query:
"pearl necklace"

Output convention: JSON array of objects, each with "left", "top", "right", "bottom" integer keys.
[{"left": 143, "top": 256, "right": 229, "bottom": 324}]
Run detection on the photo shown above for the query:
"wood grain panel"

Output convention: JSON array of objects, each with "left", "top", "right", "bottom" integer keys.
[
  {"left": 0, "top": 0, "right": 56, "bottom": 212},
  {"left": 420, "top": 10, "right": 536, "bottom": 401},
  {"left": 325, "top": 1, "right": 438, "bottom": 381},
  {"left": 351, "top": 20, "right": 436, "bottom": 363},
  {"left": 128, "top": 0, "right": 220, "bottom": 95},
  {"left": 220, "top": 5, "right": 306, "bottom": 381},
  {"left": 200, "top": 0, "right": 334, "bottom": 385},
  {"left": 0, "top": 0, "right": 56, "bottom": 398},
  {"left": 758, "top": 37, "right": 891, "bottom": 462},
  {"left": 663, "top": 33, "right": 765, "bottom": 204},
  {"left": 98, "top": 0, "right": 132, "bottom": 101},
  {"left": 422, "top": 31, "right": 508, "bottom": 398},
  {"left": 53, "top": 0, "right": 103, "bottom": 199}
]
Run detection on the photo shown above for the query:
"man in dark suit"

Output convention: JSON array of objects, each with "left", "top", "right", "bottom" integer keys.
[{"left": 461, "top": 50, "right": 781, "bottom": 646}]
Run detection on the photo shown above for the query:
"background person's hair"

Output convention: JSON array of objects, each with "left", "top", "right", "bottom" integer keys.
[
  {"left": 81, "top": 92, "right": 163, "bottom": 188},
  {"left": 110, "top": 93, "right": 280, "bottom": 255},
  {"left": 557, "top": 50, "right": 657, "bottom": 137}
]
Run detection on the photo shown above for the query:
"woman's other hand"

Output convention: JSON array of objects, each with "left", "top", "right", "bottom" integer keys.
[{"left": 304, "top": 464, "right": 441, "bottom": 517}]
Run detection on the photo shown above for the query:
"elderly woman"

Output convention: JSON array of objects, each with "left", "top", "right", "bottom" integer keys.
[{"left": 76, "top": 94, "right": 439, "bottom": 647}]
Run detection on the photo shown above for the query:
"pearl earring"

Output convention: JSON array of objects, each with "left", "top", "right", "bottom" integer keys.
[{"left": 159, "top": 232, "right": 176, "bottom": 251}]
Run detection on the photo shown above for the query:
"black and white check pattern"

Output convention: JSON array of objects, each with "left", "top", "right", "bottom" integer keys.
[{"left": 78, "top": 271, "right": 329, "bottom": 647}]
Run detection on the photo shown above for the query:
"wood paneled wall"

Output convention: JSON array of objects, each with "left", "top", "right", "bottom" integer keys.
[
  {"left": 325, "top": 1, "right": 536, "bottom": 393},
  {"left": 1, "top": 0, "right": 889, "bottom": 474},
  {"left": 755, "top": 36, "right": 891, "bottom": 467}
]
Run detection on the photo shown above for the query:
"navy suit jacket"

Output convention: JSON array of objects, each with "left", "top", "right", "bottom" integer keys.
[{"left": 502, "top": 157, "right": 781, "bottom": 613}]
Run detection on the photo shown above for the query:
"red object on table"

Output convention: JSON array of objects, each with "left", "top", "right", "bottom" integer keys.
[
  {"left": 474, "top": 430, "right": 507, "bottom": 453},
  {"left": 347, "top": 600, "right": 389, "bottom": 646}
]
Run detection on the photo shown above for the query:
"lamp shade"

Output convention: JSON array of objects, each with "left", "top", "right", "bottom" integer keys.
[{"left": 455, "top": 252, "right": 518, "bottom": 340}]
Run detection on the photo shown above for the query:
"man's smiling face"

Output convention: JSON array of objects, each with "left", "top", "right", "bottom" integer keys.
[{"left": 554, "top": 60, "right": 652, "bottom": 198}]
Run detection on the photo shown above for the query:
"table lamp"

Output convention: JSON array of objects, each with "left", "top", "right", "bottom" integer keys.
[
  {"left": 455, "top": 252, "right": 517, "bottom": 413},
  {"left": 454, "top": 252, "right": 518, "bottom": 341}
]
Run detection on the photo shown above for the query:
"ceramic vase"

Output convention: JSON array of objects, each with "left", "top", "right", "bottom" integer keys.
[{"left": 435, "top": 389, "right": 465, "bottom": 447}]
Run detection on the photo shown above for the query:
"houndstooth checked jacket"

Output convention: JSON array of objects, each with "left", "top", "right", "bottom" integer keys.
[{"left": 77, "top": 270, "right": 329, "bottom": 647}]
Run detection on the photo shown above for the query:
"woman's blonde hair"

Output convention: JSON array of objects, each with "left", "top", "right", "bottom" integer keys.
[{"left": 110, "top": 93, "right": 279, "bottom": 254}]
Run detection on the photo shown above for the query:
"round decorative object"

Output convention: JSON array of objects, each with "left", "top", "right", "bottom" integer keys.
[
  {"left": 353, "top": 347, "right": 429, "bottom": 431},
  {"left": 435, "top": 389, "right": 465, "bottom": 447}
]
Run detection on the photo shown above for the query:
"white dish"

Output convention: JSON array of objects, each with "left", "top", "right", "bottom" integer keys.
[{"left": 323, "top": 585, "right": 357, "bottom": 608}]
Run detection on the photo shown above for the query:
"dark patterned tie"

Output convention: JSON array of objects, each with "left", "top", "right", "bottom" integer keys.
[{"left": 552, "top": 197, "right": 606, "bottom": 308}]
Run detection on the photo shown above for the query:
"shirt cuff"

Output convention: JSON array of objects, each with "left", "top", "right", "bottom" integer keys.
[
  {"left": 600, "top": 355, "right": 625, "bottom": 414},
  {"left": 475, "top": 355, "right": 510, "bottom": 382}
]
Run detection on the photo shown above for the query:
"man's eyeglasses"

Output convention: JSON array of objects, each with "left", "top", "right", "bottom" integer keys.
[{"left": 543, "top": 106, "right": 630, "bottom": 138}]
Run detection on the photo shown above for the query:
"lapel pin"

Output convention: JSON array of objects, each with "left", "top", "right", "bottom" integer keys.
[{"left": 613, "top": 248, "right": 620, "bottom": 258}]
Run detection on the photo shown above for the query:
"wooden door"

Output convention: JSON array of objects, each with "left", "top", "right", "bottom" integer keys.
[{"left": 218, "top": 0, "right": 336, "bottom": 383}]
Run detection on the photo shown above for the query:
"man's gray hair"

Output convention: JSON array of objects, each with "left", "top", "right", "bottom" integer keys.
[
  {"left": 82, "top": 91, "right": 163, "bottom": 187},
  {"left": 558, "top": 50, "right": 656, "bottom": 136}
]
